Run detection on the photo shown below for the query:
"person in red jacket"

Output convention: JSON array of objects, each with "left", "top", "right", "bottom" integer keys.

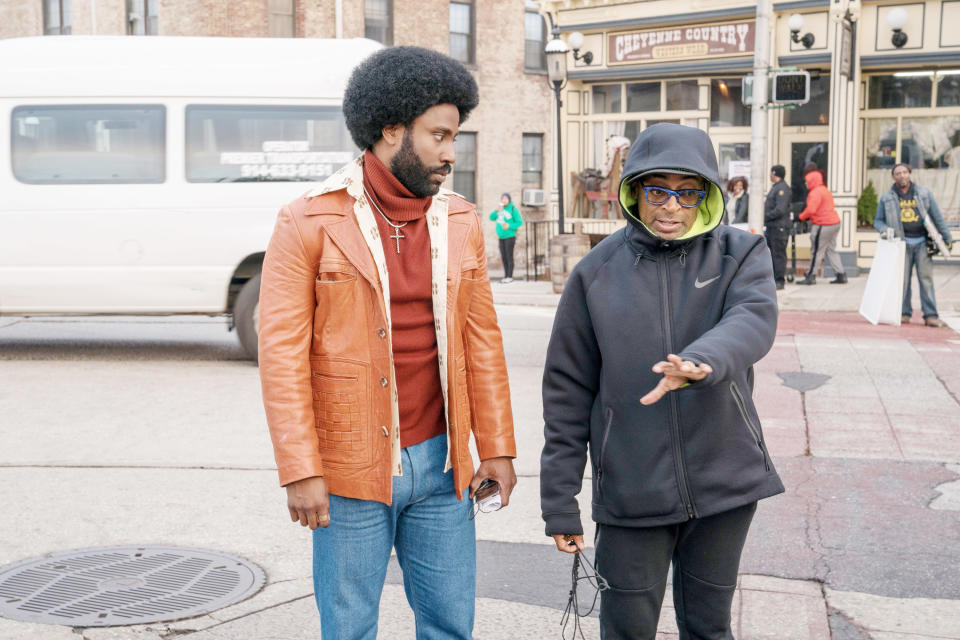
[{"left": 797, "top": 169, "right": 847, "bottom": 284}]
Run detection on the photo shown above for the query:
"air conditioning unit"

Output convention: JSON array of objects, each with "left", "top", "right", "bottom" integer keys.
[{"left": 522, "top": 188, "right": 546, "bottom": 207}]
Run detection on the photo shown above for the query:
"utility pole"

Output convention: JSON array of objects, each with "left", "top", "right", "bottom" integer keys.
[{"left": 748, "top": 0, "right": 771, "bottom": 233}]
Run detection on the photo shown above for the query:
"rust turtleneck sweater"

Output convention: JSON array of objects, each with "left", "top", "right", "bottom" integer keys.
[{"left": 362, "top": 150, "right": 446, "bottom": 449}]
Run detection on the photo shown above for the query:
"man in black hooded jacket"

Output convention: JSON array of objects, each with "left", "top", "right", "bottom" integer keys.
[{"left": 541, "top": 123, "right": 784, "bottom": 639}]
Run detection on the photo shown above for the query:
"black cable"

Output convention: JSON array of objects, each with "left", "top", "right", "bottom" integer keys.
[{"left": 560, "top": 551, "right": 609, "bottom": 639}]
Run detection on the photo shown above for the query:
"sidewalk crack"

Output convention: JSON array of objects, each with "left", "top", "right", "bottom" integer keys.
[{"left": 161, "top": 593, "right": 314, "bottom": 637}]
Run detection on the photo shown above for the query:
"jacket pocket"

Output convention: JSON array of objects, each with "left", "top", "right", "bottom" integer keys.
[
  {"left": 730, "top": 381, "right": 770, "bottom": 471},
  {"left": 316, "top": 260, "right": 358, "bottom": 284},
  {"left": 595, "top": 407, "right": 614, "bottom": 496},
  {"left": 310, "top": 357, "right": 372, "bottom": 467},
  {"left": 453, "top": 350, "right": 472, "bottom": 433}
]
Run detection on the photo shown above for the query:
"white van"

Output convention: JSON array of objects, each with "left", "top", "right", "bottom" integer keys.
[{"left": 0, "top": 36, "right": 380, "bottom": 359}]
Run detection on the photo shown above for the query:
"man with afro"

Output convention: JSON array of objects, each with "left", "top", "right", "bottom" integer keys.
[{"left": 258, "top": 45, "right": 517, "bottom": 639}]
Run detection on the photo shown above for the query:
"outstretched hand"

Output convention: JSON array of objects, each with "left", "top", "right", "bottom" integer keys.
[{"left": 640, "top": 353, "right": 712, "bottom": 405}]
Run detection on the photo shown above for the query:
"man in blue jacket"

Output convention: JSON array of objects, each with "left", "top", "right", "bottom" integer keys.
[
  {"left": 874, "top": 163, "right": 954, "bottom": 327},
  {"left": 541, "top": 123, "right": 784, "bottom": 639}
]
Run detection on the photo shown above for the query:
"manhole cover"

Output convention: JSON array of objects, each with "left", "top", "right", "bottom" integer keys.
[{"left": 0, "top": 546, "right": 265, "bottom": 627}]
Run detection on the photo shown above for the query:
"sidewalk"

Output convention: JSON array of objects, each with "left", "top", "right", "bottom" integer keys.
[
  {"left": 492, "top": 264, "right": 960, "bottom": 321},
  {"left": 1, "top": 268, "right": 958, "bottom": 639}
]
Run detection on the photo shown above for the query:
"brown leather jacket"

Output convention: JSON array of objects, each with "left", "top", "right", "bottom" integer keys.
[{"left": 258, "top": 159, "right": 516, "bottom": 505}]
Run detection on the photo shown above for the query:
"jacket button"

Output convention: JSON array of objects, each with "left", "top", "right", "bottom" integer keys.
[
  {"left": 379, "top": 376, "right": 388, "bottom": 387},
  {"left": 377, "top": 328, "right": 386, "bottom": 338},
  {"left": 380, "top": 425, "right": 389, "bottom": 437}
]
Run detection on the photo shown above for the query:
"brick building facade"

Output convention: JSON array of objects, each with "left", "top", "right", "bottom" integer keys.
[{"left": 0, "top": 0, "right": 555, "bottom": 275}]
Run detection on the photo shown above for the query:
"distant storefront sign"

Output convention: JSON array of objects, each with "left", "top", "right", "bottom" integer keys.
[{"left": 608, "top": 20, "right": 755, "bottom": 65}]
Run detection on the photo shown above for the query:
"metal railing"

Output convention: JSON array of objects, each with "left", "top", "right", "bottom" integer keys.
[
  {"left": 525, "top": 220, "right": 555, "bottom": 282},
  {"left": 524, "top": 218, "right": 628, "bottom": 281}
]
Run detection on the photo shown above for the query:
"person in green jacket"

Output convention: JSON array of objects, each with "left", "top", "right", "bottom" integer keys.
[{"left": 489, "top": 193, "right": 523, "bottom": 283}]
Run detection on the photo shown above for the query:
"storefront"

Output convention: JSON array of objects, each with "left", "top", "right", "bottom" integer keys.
[{"left": 544, "top": 0, "right": 960, "bottom": 268}]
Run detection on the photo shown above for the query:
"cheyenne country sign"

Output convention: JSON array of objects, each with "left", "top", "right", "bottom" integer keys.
[{"left": 608, "top": 20, "right": 755, "bottom": 64}]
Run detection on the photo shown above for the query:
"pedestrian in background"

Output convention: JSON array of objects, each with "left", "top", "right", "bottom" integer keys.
[
  {"left": 874, "top": 163, "right": 954, "bottom": 327},
  {"left": 765, "top": 165, "right": 792, "bottom": 290},
  {"left": 489, "top": 192, "right": 523, "bottom": 283},
  {"left": 258, "top": 46, "right": 517, "bottom": 640},
  {"left": 724, "top": 176, "right": 749, "bottom": 225},
  {"left": 797, "top": 168, "right": 846, "bottom": 285},
  {"left": 541, "top": 123, "right": 783, "bottom": 640}
]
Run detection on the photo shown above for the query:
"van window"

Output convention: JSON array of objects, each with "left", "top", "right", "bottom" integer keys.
[
  {"left": 185, "top": 105, "right": 355, "bottom": 183},
  {"left": 12, "top": 105, "right": 166, "bottom": 184}
]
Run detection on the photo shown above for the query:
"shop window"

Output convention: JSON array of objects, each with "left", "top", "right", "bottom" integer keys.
[
  {"left": 453, "top": 132, "right": 476, "bottom": 203},
  {"left": 524, "top": 7, "right": 546, "bottom": 72},
  {"left": 666, "top": 80, "right": 699, "bottom": 111},
  {"left": 937, "top": 71, "right": 960, "bottom": 107},
  {"left": 868, "top": 74, "right": 932, "bottom": 109},
  {"left": 522, "top": 133, "right": 543, "bottom": 186},
  {"left": 12, "top": 105, "right": 165, "bottom": 184},
  {"left": 901, "top": 116, "right": 960, "bottom": 169},
  {"left": 791, "top": 142, "right": 827, "bottom": 204},
  {"left": 626, "top": 82, "right": 660, "bottom": 112},
  {"left": 784, "top": 74, "right": 829, "bottom": 126},
  {"left": 710, "top": 79, "right": 750, "bottom": 127},
  {"left": 43, "top": 0, "right": 71, "bottom": 35},
  {"left": 128, "top": 0, "right": 159, "bottom": 35},
  {"left": 365, "top": 0, "right": 392, "bottom": 45},
  {"left": 717, "top": 143, "right": 750, "bottom": 183},
  {"left": 592, "top": 85, "right": 622, "bottom": 114},
  {"left": 864, "top": 117, "right": 960, "bottom": 223},
  {"left": 450, "top": 0, "right": 475, "bottom": 65},
  {"left": 864, "top": 119, "right": 899, "bottom": 171},
  {"left": 624, "top": 121, "right": 641, "bottom": 142}
]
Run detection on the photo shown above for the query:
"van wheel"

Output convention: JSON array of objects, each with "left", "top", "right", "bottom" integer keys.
[{"left": 235, "top": 272, "right": 261, "bottom": 362}]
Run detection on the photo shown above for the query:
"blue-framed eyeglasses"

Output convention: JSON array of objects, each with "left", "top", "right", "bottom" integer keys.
[{"left": 639, "top": 185, "right": 706, "bottom": 209}]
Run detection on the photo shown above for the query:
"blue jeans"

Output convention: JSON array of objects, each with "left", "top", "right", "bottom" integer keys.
[
  {"left": 902, "top": 240, "right": 938, "bottom": 318},
  {"left": 312, "top": 433, "right": 476, "bottom": 640}
]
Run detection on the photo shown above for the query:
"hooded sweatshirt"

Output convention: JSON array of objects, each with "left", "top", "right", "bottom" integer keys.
[
  {"left": 541, "top": 123, "right": 783, "bottom": 534},
  {"left": 798, "top": 171, "right": 840, "bottom": 226}
]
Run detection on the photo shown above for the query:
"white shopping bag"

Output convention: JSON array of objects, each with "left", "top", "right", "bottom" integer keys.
[{"left": 859, "top": 237, "right": 905, "bottom": 326}]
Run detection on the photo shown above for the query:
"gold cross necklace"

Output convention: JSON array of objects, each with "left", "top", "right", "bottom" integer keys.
[{"left": 364, "top": 186, "right": 408, "bottom": 254}]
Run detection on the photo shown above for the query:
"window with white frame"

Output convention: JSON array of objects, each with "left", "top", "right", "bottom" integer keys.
[
  {"left": 522, "top": 133, "right": 543, "bottom": 186},
  {"left": 127, "top": 0, "right": 158, "bottom": 35},
  {"left": 524, "top": 7, "right": 546, "bottom": 72},
  {"left": 453, "top": 132, "right": 477, "bottom": 202},
  {"left": 449, "top": 0, "right": 474, "bottom": 65},
  {"left": 365, "top": 0, "right": 392, "bottom": 45},
  {"left": 43, "top": 0, "right": 71, "bottom": 35},
  {"left": 268, "top": 0, "right": 296, "bottom": 37}
]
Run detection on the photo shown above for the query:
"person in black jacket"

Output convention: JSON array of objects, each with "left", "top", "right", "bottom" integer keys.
[
  {"left": 541, "top": 123, "right": 784, "bottom": 640},
  {"left": 765, "top": 165, "right": 792, "bottom": 289}
]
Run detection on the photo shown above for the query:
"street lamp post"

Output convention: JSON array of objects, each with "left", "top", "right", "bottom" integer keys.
[{"left": 545, "top": 33, "right": 569, "bottom": 235}]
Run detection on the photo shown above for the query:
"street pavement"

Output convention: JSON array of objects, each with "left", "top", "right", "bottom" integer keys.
[{"left": 1, "top": 265, "right": 959, "bottom": 639}]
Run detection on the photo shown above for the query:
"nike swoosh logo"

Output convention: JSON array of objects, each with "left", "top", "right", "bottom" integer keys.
[{"left": 694, "top": 275, "right": 721, "bottom": 289}]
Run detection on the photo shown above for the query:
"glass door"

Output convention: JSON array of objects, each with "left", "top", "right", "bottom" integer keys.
[{"left": 790, "top": 141, "right": 828, "bottom": 206}]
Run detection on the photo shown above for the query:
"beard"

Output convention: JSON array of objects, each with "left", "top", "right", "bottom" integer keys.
[{"left": 390, "top": 130, "right": 452, "bottom": 198}]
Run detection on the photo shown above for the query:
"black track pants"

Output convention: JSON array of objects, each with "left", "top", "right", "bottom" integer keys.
[
  {"left": 596, "top": 502, "right": 757, "bottom": 640},
  {"left": 764, "top": 227, "right": 788, "bottom": 285},
  {"left": 498, "top": 236, "right": 516, "bottom": 279}
]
